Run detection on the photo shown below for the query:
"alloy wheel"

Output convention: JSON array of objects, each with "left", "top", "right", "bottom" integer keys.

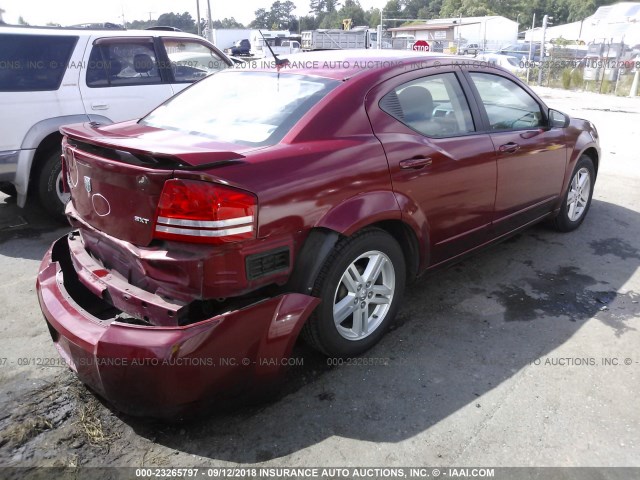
[{"left": 332, "top": 250, "right": 395, "bottom": 341}]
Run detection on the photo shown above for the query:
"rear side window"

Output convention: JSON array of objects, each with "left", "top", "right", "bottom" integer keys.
[
  {"left": 380, "top": 72, "right": 475, "bottom": 138},
  {"left": 0, "top": 34, "right": 77, "bottom": 91},
  {"left": 86, "top": 40, "right": 161, "bottom": 87}
]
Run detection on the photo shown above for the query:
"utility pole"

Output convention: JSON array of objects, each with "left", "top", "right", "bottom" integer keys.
[
  {"left": 526, "top": 13, "right": 535, "bottom": 83},
  {"left": 538, "top": 14, "right": 551, "bottom": 85},
  {"left": 206, "top": 0, "right": 213, "bottom": 42},
  {"left": 456, "top": 13, "right": 462, "bottom": 54},
  {"left": 378, "top": 8, "right": 383, "bottom": 50},
  {"left": 630, "top": 68, "right": 639, "bottom": 97},
  {"left": 196, "top": 0, "right": 201, "bottom": 37}
]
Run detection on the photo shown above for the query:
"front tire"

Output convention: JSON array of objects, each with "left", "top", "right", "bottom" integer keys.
[
  {"left": 36, "top": 148, "right": 69, "bottom": 219},
  {"left": 302, "top": 228, "right": 406, "bottom": 357},
  {"left": 553, "top": 155, "right": 595, "bottom": 232}
]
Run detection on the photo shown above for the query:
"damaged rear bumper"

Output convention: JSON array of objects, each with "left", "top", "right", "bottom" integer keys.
[{"left": 36, "top": 233, "right": 319, "bottom": 417}]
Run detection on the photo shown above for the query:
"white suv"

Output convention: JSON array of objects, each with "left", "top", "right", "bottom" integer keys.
[{"left": 0, "top": 26, "right": 233, "bottom": 216}]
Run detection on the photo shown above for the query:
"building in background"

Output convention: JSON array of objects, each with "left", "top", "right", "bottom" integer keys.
[
  {"left": 388, "top": 16, "right": 518, "bottom": 53},
  {"left": 523, "top": 2, "right": 640, "bottom": 46}
]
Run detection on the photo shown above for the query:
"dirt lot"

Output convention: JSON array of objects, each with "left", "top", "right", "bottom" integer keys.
[{"left": 1, "top": 87, "right": 639, "bottom": 471}]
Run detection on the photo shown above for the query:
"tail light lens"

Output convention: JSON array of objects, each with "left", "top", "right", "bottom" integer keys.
[{"left": 154, "top": 179, "right": 257, "bottom": 244}]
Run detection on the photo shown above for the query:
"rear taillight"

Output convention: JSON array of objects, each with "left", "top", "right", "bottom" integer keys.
[{"left": 154, "top": 179, "right": 257, "bottom": 244}]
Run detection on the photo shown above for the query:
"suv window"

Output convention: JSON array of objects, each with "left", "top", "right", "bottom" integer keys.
[
  {"left": 162, "top": 38, "right": 228, "bottom": 83},
  {"left": 0, "top": 34, "right": 77, "bottom": 92},
  {"left": 380, "top": 72, "right": 475, "bottom": 138},
  {"left": 469, "top": 72, "right": 544, "bottom": 130},
  {"left": 86, "top": 40, "right": 161, "bottom": 88}
]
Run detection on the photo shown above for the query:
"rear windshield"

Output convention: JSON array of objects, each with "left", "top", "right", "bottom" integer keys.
[
  {"left": 140, "top": 71, "right": 339, "bottom": 146},
  {"left": 0, "top": 34, "right": 78, "bottom": 91}
]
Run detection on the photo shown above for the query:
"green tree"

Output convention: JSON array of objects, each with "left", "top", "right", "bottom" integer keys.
[
  {"left": 156, "top": 12, "right": 197, "bottom": 33},
  {"left": 566, "top": 0, "right": 617, "bottom": 23},
  {"left": 319, "top": 10, "right": 341, "bottom": 28},
  {"left": 310, "top": 0, "right": 340, "bottom": 15},
  {"left": 382, "top": 0, "right": 404, "bottom": 19},
  {"left": 300, "top": 15, "right": 320, "bottom": 30},
  {"left": 364, "top": 7, "right": 381, "bottom": 27},
  {"left": 249, "top": 8, "right": 271, "bottom": 28},
  {"left": 17, "top": 15, "right": 29, "bottom": 25},
  {"left": 127, "top": 19, "right": 156, "bottom": 29},
  {"left": 250, "top": 1, "right": 297, "bottom": 30},
  {"left": 211, "top": 17, "right": 245, "bottom": 28},
  {"left": 338, "top": 0, "right": 366, "bottom": 27},
  {"left": 271, "top": 1, "right": 298, "bottom": 29}
]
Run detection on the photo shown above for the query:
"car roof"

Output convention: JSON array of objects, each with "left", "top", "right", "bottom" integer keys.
[
  {"left": 0, "top": 26, "right": 204, "bottom": 39},
  {"left": 250, "top": 49, "right": 455, "bottom": 81}
]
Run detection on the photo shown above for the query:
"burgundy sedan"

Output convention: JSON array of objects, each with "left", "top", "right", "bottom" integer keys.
[{"left": 37, "top": 51, "right": 600, "bottom": 416}]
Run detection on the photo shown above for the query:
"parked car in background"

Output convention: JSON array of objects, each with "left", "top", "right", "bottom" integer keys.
[
  {"left": 224, "top": 39, "right": 251, "bottom": 56},
  {"left": 37, "top": 50, "right": 600, "bottom": 416},
  {"left": 496, "top": 42, "right": 542, "bottom": 62},
  {"left": 261, "top": 37, "right": 301, "bottom": 57},
  {"left": 0, "top": 26, "right": 233, "bottom": 216},
  {"left": 460, "top": 43, "right": 481, "bottom": 55},
  {"left": 475, "top": 53, "right": 524, "bottom": 74}
]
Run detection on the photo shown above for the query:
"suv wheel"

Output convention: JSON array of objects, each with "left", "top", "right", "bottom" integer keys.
[
  {"left": 302, "top": 228, "right": 406, "bottom": 357},
  {"left": 37, "top": 148, "right": 69, "bottom": 219}
]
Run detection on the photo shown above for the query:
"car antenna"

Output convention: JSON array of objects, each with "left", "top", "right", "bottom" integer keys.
[{"left": 259, "top": 30, "right": 290, "bottom": 69}]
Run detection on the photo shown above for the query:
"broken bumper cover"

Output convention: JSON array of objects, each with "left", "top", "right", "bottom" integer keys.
[{"left": 36, "top": 234, "right": 319, "bottom": 417}]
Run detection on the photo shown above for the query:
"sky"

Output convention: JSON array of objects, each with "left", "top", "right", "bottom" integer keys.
[{"left": 0, "top": 0, "right": 389, "bottom": 27}]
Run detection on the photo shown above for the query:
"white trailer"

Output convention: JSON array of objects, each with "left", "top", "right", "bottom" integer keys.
[
  {"left": 301, "top": 29, "right": 380, "bottom": 50},
  {"left": 262, "top": 37, "right": 301, "bottom": 57},
  {"left": 210, "top": 29, "right": 252, "bottom": 50},
  {"left": 250, "top": 30, "right": 291, "bottom": 57}
]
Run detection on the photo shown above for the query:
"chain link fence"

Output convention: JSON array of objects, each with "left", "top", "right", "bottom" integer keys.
[{"left": 516, "top": 43, "right": 640, "bottom": 97}]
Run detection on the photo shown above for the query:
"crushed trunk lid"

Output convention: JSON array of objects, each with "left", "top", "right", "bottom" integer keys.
[{"left": 61, "top": 121, "right": 257, "bottom": 246}]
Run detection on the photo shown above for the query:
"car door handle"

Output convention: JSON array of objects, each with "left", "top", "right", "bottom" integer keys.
[
  {"left": 91, "top": 103, "right": 109, "bottom": 110},
  {"left": 399, "top": 156, "right": 432, "bottom": 169},
  {"left": 499, "top": 142, "right": 520, "bottom": 153}
]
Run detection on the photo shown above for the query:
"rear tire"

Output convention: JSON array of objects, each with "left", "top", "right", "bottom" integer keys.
[
  {"left": 36, "top": 148, "right": 69, "bottom": 219},
  {"left": 552, "top": 155, "right": 595, "bottom": 232},
  {"left": 302, "top": 228, "right": 406, "bottom": 357}
]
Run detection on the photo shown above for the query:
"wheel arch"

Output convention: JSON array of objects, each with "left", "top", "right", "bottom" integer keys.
[
  {"left": 21, "top": 115, "right": 113, "bottom": 199},
  {"left": 581, "top": 146, "right": 599, "bottom": 175},
  {"left": 289, "top": 219, "right": 423, "bottom": 296},
  {"left": 30, "top": 131, "right": 64, "bottom": 183}
]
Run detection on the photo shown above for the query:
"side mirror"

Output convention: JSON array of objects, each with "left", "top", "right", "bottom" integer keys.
[{"left": 549, "top": 109, "right": 570, "bottom": 128}]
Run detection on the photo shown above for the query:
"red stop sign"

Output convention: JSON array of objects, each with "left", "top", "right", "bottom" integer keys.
[{"left": 413, "top": 40, "right": 430, "bottom": 52}]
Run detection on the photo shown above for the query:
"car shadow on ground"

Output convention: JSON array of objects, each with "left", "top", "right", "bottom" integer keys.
[
  {"left": 115, "top": 198, "right": 639, "bottom": 463},
  {"left": 0, "top": 193, "right": 70, "bottom": 261}
]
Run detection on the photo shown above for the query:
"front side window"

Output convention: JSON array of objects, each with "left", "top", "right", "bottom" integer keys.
[
  {"left": 469, "top": 72, "right": 544, "bottom": 130},
  {"left": 379, "top": 72, "right": 475, "bottom": 138},
  {"left": 86, "top": 40, "right": 161, "bottom": 87},
  {"left": 162, "top": 38, "right": 229, "bottom": 83},
  {"left": 0, "top": 34, "right": 77, "bottom": 91},
  {"left": 141, "top": 71, "right": 339, "bottom": 146}
]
